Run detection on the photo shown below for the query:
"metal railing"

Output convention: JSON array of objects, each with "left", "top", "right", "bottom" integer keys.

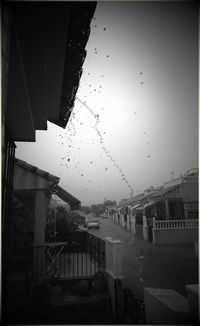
[
  {"left": 153, "top": 219, "right": 198, "bottom": 230},
  {"left": 31, "top": 232, "right": 105, "bottom": 280}
]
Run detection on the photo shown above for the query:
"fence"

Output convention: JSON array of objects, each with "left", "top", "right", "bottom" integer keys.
[
  {"left": 30, "top": 231, "right": 105, "bottom": 280},
  {"left": 153, "top": 219, "right": 198, "bottom": 230}
]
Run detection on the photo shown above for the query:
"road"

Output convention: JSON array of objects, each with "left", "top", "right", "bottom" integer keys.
[{"left": 88, "top": 216, "right": 198, "bottom": 302}]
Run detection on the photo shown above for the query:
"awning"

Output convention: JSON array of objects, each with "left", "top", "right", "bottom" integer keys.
[
  {"left": 130, "top": 204, "right": 142, "bottom": 211},
  {"left": 56, "top": 186, "right": 81, "bottom": 210},
  {"left": 144, "top": 199, "right": 162, "bottom": 209}
]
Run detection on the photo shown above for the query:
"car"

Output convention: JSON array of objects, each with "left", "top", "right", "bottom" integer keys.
[
  {"left": 78, "top": 225, "right": 87, "bottom": 231},
  {"left": 86, "top": 218, "right": 100, "bottom": 229},
  {"left": 102, "top": 213, "right": 107, "bottom": 218}
]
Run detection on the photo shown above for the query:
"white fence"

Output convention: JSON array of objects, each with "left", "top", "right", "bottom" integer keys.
[{"left": 153, "top": 219, "right": 198, "bottom": 230}]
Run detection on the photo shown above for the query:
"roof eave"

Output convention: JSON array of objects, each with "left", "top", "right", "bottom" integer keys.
[{"left": 51, "top": 2, "right": 96, "bottom": 129}]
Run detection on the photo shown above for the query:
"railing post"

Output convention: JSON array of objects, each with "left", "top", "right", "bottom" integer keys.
[
  {"left": 131, "top": 215, "right": 136, "bottom": 234},
  {"left": 105, "top": 238, "right": 123, "bottom": 277},
  {"left": 105, "top": 237, "right": 113, "bottom": 272},
  {"left": 152, "top": 217, "right": 156, "bottom": 229},
  {"left": 143, "top": 215, "right": 148, "bottom": 241}
]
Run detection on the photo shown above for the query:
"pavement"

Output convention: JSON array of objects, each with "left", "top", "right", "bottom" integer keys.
[{"left": 88, "top": 216, "right": 198, "bottom": 302}]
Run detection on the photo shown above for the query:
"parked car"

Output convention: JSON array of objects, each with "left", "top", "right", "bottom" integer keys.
[
  {"left": 102, "top": 213, "right": 107, "bottom": 218},
  {"left": 78, "top": 225, "right": 87, "bottom": 231},
  {"left": 86, "top": 218, "right": 100, "bottom": 229}
]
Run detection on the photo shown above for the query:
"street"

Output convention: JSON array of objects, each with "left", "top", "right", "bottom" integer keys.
[{"left": 88, "top": 216, "right": 198, "bottom": 302}]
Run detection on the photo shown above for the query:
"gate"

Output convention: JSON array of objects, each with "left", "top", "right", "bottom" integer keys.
[{"left": 31, "top": 231, "right": 105, "bottom": 280}]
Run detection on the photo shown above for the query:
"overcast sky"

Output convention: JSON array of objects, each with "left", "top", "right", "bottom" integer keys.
[{"left": 16, "top": 1, "right": 198, "bottom": 206}]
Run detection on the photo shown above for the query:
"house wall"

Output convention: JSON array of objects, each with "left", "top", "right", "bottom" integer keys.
[
  {"left": 13, "top": 164, "right": 54, "bottom": 246},
  {"left": 2, "top": 2, "right": 12, "bottom": 121},
  {"left": 167, "top": 182, "right": 198, "bottom": 202},
  {"left": 14, "top": 164, "right": 50, "bottom": 190},
  {"left": 181, "top": 182, "right": 198, "bottom": 201},
  {"left": 161, "top": 180, "right": 198, "bottom": 221},
  {"left": 152, "top": 228, "right": 198, "bottom": 245}
]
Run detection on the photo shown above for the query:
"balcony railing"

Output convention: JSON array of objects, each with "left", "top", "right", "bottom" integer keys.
[{"left": 153, "top": 219, "right": 198, "bottom": 230}]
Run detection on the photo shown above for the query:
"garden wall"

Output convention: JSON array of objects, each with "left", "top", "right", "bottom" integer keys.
[{"left": 152, "top": 228, "right": 198, "bottom": 246}]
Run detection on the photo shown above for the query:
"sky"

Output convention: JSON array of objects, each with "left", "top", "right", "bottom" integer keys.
[{"left": 16, "top": 1, "right": 198, "bottom": 206}]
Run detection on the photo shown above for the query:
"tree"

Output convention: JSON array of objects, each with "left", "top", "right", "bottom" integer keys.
[
  {"left": 104, "top": 200, "right": 117, "bottom": 207},
  {"left": 91, "top": 204, "right": 105, "bottom": 216},
  {"left": 80, "top": 206, "right": 92, "bottom": 214},
  {"left": 45, "top": 207, "right": 84, "bottom": 242}
]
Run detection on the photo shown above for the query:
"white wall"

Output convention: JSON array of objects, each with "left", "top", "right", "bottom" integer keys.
[{"left": 153, "top": 228, "right": 198, "bottom": 245}]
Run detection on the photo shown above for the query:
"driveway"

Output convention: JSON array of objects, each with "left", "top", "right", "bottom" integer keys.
[{"left": 88, "top": 217, "right": 198, "bottom": 301}]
